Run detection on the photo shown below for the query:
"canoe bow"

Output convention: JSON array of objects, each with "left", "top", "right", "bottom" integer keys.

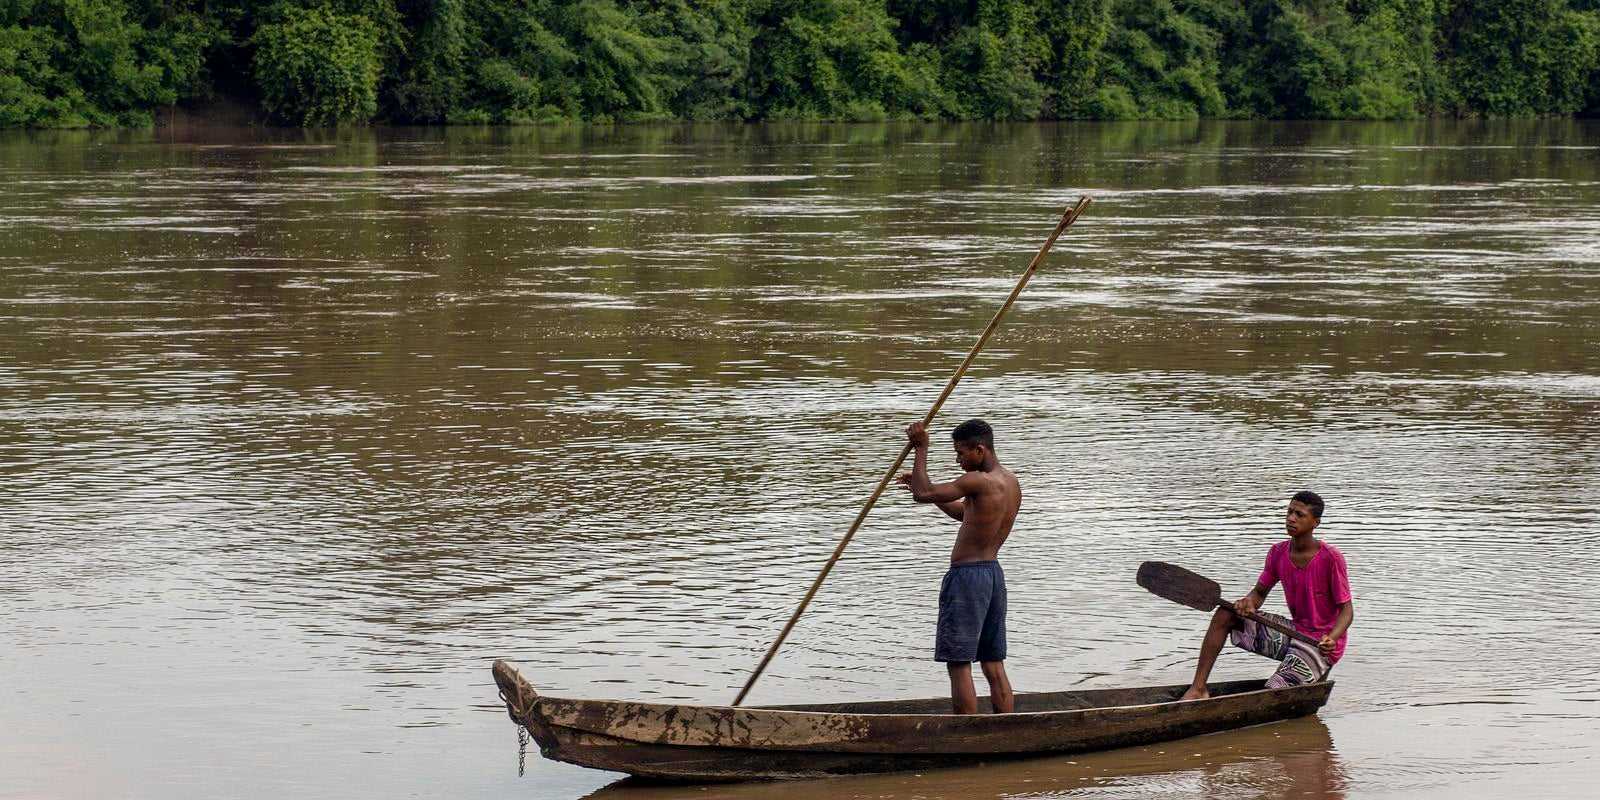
[{"left": 493, "top": 659, "right": 557, "bottom": 745}]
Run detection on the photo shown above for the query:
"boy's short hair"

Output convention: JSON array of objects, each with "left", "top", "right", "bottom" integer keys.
[
  {"left": 952, "top": 419, "right": 994, "bottom": 450},
  {"left": 1292, "top": 490, "right": 1325, "bottom": 519}
]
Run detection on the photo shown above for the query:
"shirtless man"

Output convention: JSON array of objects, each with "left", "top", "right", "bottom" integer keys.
[{"left": 898, "top": 418, "right": 1021, "bottom": 714}]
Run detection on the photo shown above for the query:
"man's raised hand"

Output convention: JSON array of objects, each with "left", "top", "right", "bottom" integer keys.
[{"left": 905, "top": 421, "right": 930, "bottom": 449}]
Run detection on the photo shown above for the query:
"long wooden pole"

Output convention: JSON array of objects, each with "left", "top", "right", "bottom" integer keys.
[{"left": 732, "top": 195, "right": 1093, "bottom": 706}]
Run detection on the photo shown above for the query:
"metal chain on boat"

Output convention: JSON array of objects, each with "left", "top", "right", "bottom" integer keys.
[{"left": 517, "top": 726, "right": 528, "bottom": 777}]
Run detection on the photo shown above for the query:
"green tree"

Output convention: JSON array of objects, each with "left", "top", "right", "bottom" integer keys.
[
  {"left": 1087, "top": 0, "right": 1229, "bottom": 118},
  {"left": 1037, "top": 0, "right": 1113, "bottom": 117},
  {"left": 747, "top": 0, "right": 945, "bottom": 119},
  {"left": 645, "top": 0, "right": 755, "bottom": 119},
  {"left": 1442, "top": 0, "right": 1600, "bottom": 115},
  {"left": 388, "top": 0, "right": 470, "bottom": 122},
  {"left": 939, "top": 0, "right": 1049, "bottom": 119},
  {"left": 442, "top": 0, "right": 689, "bottom": 123},
  {"left": 253, "top": 5, "right": 384, "bottom": 123},
  {"left": 553, "top": 0, "right": 677, "bottom": 120},
  {"left": 0, "top": 0, "right": 211, "bottom": 127},
  {"left": 5, "top": 0, "right": 1600, "bottom": 127},
  {"left": 1225, "top": 1, "right": 1426, "bottom": 119}
]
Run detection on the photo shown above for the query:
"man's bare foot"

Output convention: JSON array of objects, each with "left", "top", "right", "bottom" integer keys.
[{"left": 1178, "top": 686, "right": 1210, "bottom": 701}]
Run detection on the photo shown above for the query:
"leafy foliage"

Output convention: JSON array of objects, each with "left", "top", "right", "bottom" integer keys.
[
  {"left": 2, "top": 0, "right": 1598, "bottom": 126},
  {"left": 1221, "top": 0, "right": 1434, "bottom": 119},
  {"left": 1087, "top": 0, "right": 1229, "bottom": 119},
  {"left": 253, "top": 5, "right": 384, "bottom": 124},
  {"left": 1, "top": 0, "right": 212, "bottom": 127},
  {"left": 1442, "top": 0, "right": 1600, "bottom": 115}
]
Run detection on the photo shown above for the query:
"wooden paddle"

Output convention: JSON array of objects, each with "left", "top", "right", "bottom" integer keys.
[
  {"left": 1136, "top": 561, "right": 1322, "bottom": 647},
  {"left": 731, "top": 196, "right": 1094, "bottom": 706}
]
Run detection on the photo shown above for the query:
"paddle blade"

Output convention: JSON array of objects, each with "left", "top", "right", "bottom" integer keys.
[{"left": 1137, "top": 561, "right": 1224, "bottom": 612}]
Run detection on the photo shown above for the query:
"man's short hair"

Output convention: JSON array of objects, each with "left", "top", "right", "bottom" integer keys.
[
  {"left": 1292, "top": 490, "right": 1325, "bottom": 519},
  {"left": 952, "top": 419, "right": 994, "bottom": 450}
]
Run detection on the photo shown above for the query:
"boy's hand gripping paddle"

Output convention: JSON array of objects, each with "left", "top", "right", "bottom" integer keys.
[{"left": 1137, "top": 561, "right": 1322, "bottom": 647}]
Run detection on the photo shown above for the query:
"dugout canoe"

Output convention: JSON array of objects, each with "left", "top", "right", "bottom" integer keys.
[{"left": 491, "top": 660, "right": 1334, "bottom": 782}]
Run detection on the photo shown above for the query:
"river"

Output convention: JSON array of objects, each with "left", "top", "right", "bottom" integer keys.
[{"left": 1, "top": 121, "right": 1596, "bottom": 799}]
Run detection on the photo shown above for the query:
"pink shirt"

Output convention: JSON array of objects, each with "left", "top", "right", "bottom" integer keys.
[{"left": 1258, "top": 540, "right": 1353, "bottom": 663}]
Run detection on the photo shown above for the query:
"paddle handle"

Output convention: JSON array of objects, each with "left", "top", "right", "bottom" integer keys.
[
  {"left": 1218, "top": 600, "right": 1323, "bottom": 648},
  {"left": 731, "top": 196, "right": 1093, "bottom": 706}
]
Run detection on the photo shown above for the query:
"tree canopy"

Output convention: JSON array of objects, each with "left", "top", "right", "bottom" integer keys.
[{"left": 2, "top": 0, "right": 1598, "bottom": 127}]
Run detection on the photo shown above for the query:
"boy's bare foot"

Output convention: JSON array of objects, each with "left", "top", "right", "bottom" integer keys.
[{"left": 1178, "top": 687, "right": 1210, "bottom": 701}]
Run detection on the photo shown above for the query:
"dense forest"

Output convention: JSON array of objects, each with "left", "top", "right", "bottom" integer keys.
[{"left": 3, "top": 1, "right": 1598, "bottom": 127}]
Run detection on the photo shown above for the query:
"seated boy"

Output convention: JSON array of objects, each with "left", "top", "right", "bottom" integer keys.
[{"left": 1179, "top": 491, "right": 1352, "bottom": 700}]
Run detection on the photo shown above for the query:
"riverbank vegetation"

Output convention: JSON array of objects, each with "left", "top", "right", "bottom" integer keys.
[{"left": 3, "top": 1, "right": 1598, "bottom": 127}]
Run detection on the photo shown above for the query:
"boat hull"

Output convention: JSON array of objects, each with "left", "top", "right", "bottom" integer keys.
[{"left": 492, "top": 660, "right": 1333, "bottom": 782}]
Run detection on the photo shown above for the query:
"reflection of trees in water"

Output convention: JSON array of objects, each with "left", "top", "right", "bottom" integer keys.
[{"left": 578, "top": 715, "right": 1346, "bottom": 800}]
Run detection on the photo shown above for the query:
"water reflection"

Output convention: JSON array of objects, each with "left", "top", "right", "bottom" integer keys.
[{"left": 581, "top": 716, "right": 1346, "bottom": 800}]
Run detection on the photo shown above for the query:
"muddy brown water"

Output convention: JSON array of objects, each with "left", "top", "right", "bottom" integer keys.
[{"left": 1, "top": 121, "right": 1597, "bottom": 799}]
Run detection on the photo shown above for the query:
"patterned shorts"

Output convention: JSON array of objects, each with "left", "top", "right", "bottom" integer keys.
[{"left": 1230, "top": 610, "right": 1331, "bottom": 688}]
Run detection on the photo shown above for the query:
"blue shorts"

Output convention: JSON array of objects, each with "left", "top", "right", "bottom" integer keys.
[{"left": 935, "top": 560, "right": 1007, "bottom": 663}]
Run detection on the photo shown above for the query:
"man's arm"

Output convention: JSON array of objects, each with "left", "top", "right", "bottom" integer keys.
[
  {"left": 905, "top": 459, "right": 976, "bottom": 505},
  {"left": 934, "top": 498, "right": 965, "bottom": 521},
  {"left": 1319, "top": 548, "right": 1354, "bottom": 654},
  {"left": 897, "top": 473, "right": 965, "bottom": 519},
  {"left": 900, "top": 421, "right": 975, "bottom": 507}
]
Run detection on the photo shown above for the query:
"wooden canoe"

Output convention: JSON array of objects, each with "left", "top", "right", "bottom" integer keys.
[{"left": 491, "top": 660, "right": 1334, "bottom": 782}]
